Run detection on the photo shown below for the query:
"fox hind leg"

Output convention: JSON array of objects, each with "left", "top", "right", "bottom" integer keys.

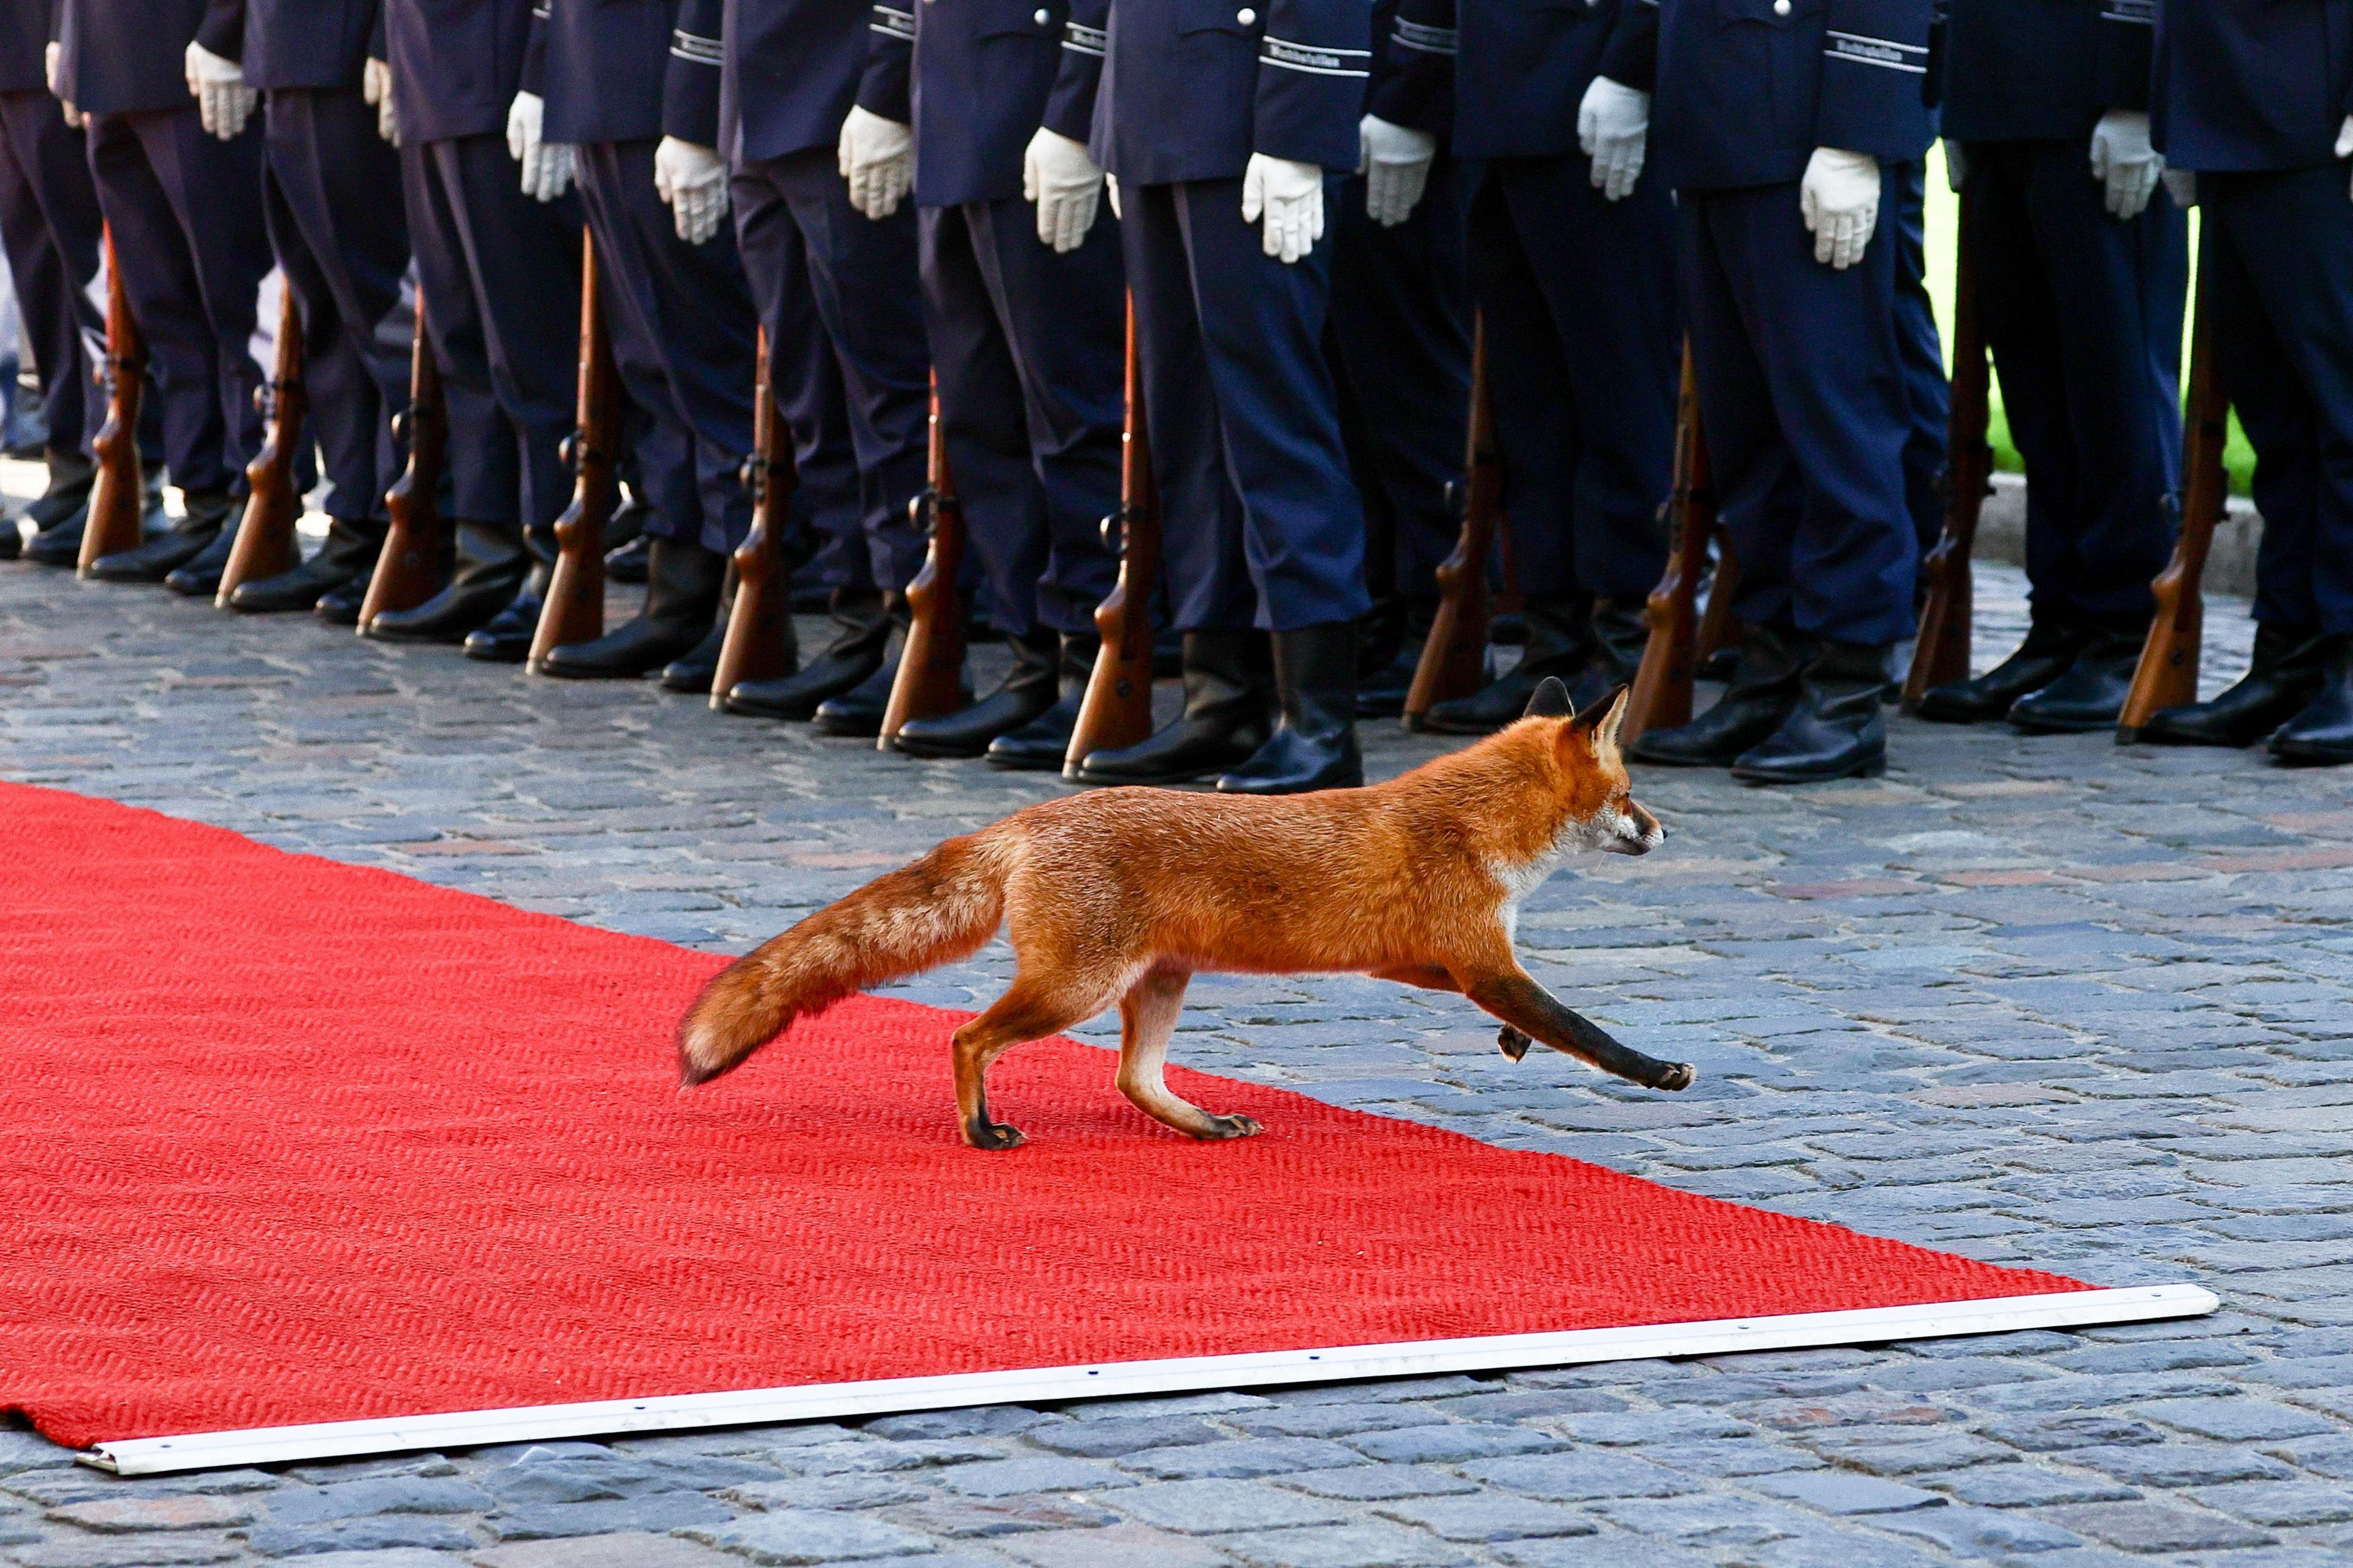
[
  {"left": 953, "top": 977, "right": 1113, "bottom": 1150},
  {"left": 1116, "top": 966, "right": 1261, "bottom": 1140}
]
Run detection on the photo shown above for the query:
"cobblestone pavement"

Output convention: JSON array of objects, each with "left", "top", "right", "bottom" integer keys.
[{"left": 4, "top": 535, "right": 2350, "bottom": 1568}]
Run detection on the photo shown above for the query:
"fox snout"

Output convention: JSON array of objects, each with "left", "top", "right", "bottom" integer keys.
[{"left": 1605, "top": 799, "right": 1664, "bottom": 857}]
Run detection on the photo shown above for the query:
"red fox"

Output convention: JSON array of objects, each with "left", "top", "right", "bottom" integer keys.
[{"left": 679, "top": 681, "right": 1691, "bottom": 1149}]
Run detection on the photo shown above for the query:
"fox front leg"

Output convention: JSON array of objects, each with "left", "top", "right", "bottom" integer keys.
[{"left": 1466, "top": 969, "right": 1694, "bottom": 1091}]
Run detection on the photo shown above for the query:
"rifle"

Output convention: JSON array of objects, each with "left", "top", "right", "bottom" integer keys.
[
  {"left": 529, "top": 231, "right": 620, "bottom": 670},
  {"left": 1901, "top": 186, "right": 1993, "bottom": 708},
  {"left": 711, "top": 328, "right": 800, "bottom": 707},
  {"left": 879, "top": 380, "right": 970, "bottom": 746},
  {"left": 78, "top": 225, "right": 147, "bottom": 573},
  {"left": 1063, "top": 298, "right": 1161, "bottom": 775},
  {"left": 216, "top": 279, "right": 308, "bottom": 604},
  {"left": 1623, "top": 344, "right": 1717, "bottom": 744},
  {"left": 358, "top": 301, "right": 450, "bottom": 627},
  {"left": 2118, "top": 246, "right": 2226, "bottom": 740},
  {"left": 1403, "top": 317, "right": 1501, "bottom": 729}
]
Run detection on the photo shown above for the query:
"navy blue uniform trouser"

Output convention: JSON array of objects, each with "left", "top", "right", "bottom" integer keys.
[
  {"left": 1965, "top": 138, "right": 2186, "bottom": 624},
  {"left": 575, "top": 140, "right": 757, "bottom": 556},
  {"left": 1679, "top": 172, "right": 1921, "bottom": 647},
  {"left": 1123, "top": 176, "right": 1368, "bottom": 634},
  {"left": 1467, "top": 153, "right": 1677, "bottom": 604},
  {"left": 1330, "top": 154, "right": 1472, "bottom": 615},
  {"left": 400, "top": 132, "right": 580, "bottom": 531},
  {"left": 2203, "top": 164, "right": 2353, "bottom": 639},
  {"left": 731, "top": 146, "right": 928, "bottom": 595},
  {"left": 1892, "top": 161, "right": 1950, "bottom": 556},
  {"left": 263, "top": 88, "right": 409, "bottom": 526},
  {"left": 86, "top": 106, "right": 271, "bottom": 498},
  {"left": 917, "top": 195, "right": 1122, "bottom": 638},
  {"left": 0, "top": 90, "right": 104, "bottom": 457}
]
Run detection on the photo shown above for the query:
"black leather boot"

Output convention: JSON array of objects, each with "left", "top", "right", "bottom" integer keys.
[
  {"left": 87, "top": 488, "right": 232, "bottom": 583},
  {"left": 604, "top": 530, "right": 651, "bottom": 585},
  {"left": 1627, "top": 622, "right": 1810, "bottom": 767},
  {"left": 1420, "top": 594, "right": 1594, "bottom": 734},
  {"left": 20, "top": 450, "right": 96, "bottom": 566},
  {"left": 1915, "top": 617, "right": 2086, "bottom": 724},
  {"left": 1572, "top": 597, "right": 1650, "bottom": 713},
  {"left": 811, "top": 593, "right": 917, "bottom": 735},
  {"left": 1074, "top": 629, "right": 1271, "bottom": 785},
  {"left": 0, "top": 515, "right": 17, "bottom": 560},
  {"left": 1732, "top": 639, "right": 1891, "bottom": 784},
  {"left": 986, "top": 632, "right": 1100, "bottom": 770},
  {"left": 2009, "top": 619, "right": 2147, "bottom": 732},
  {"left": 1355, "top": 602, "right": 1433, "bottom": 721},
  {"left": 2141, "top": 622, "right": 2331, "bottom": 747},
  {"left": 229, "top": 515, "right": 387, "bottom": 613},
  {"left": 893, "top": 627, "right": 1058, "bottom": 759},
  {"left": 314, "top": 570, "right": 373, "bottom": 627},
  {"left": 23, "top": 506, "right": 87, "bottom": 566},
  {"left": 2269, "top": 636, "right": 2353, "bottom": 766},
  {"left": 365, "top": 519, "right": 529, "bottom": 643},
  {"left": 461, "top": 524, "right": 558, "bottom": 662},
  {"left": 162, "top": 493, "right": 243, "bottom": 596},
  {"left": 657, "top": 618, "right": 729, "bottom": 694},
  {"left": 540, "top": 536, "right": 727, "bottom": 678},
  {"left": 1218, "top": 621, "right": 1363, "bottom": 794},
  {"left": 724, "top": 588, "right": 890, "bottom": 719}
]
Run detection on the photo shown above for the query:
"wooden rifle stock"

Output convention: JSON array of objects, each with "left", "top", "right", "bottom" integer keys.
[
  {"left": 1403, "top": 317, "right": 1501, "bottom": 728},
  {"left": 1623, "top": 344, "right": 1716, "bottom": 744},
  {"left": 217, "top": 281, "right": 308, "bottom": 605},
  {"left": 879, "top": 379, "right": 969, "bottom": 746},
  {"left": 1063, "top": 298, "right": 1161, "bottom": 775},
  {"left": 529, "top": 233, "right": 620, "bottom": 670},
  {"left": 712, "top": 329, "right": 800, "bottom": 706},
  {"left": 1901, "top": 186, "right": 1993, "bottom": 708},
  {"left": 78, "top": 225, "right": 147, "bottom": 573},
  {"left": 2118, "top": 248, "right": 2226, "bottom": 740},
  {"left": 359, "top": 302, "right": 450, "bottom": 627}
]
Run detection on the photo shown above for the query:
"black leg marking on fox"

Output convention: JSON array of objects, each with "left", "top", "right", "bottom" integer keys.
[{"left": 1468, "top": 970, "right": 1694, "bottom": 1091}]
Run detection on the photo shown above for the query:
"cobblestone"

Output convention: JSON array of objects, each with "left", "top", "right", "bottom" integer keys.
[{"left": 2, "top": 548, "right": 2347, "bottom": 1565}]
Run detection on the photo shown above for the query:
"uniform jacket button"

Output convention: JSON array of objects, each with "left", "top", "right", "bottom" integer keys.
[
  {"left": 1772, "top": 0, "right": 1790, "bottom": 12},
  {"left": 1237, "top": 7, "right": 1256, "bottom": 24},
  {"left": 1033, "top": 6, "right": 1047, "bottom": 19}
]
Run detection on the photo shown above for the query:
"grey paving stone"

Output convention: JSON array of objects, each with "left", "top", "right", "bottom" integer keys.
[
  {"left": 884, "top": 1493, "right": 1120, "bottom": 1538},
  {"left": 1225, "top": 1406, "right": 1449, "bottom": 1439},
  {"left": 931, "top": 1459, "right": 1132, "bottom": 1498},
  {"left": 1272, "top": 1467, "right": 1479, "bottom": 1501},
  {"left": 1743, "top": 1471, "right": 1946, "bottom": 1516},
  {"left": 244, "top": 1517, "right": 482, "bottom": 1558},
  {"left": 6, "top": 1539, "right": 250, "bottom": 1567},
  {"left": 39, "top": 1497, "right": 254, "bottom": 1533},
  {"left": 1488, "top": 1538, "right": 1713, "bottom": 1568},
  {"left": 1461, "top": 1453, "right": 1689, "bottom": 1502},
  {"left": 1874, "top": 1502, "right": 2083, "bottom": 1556},
  {"left": 1210, "top": 1521, "right": 1472, "bottom": 1568},
  {"left": 2039, "top": 1499, "right": 2277, "bottom": 1553},
  {"left": 469, "top": 1535, "right": 737, "bottom": 1568},
  {"left": 994, "top": 1521, "right": 1235, "bottom": 1566},
  {"left": 1921, "top": 1466, "right": 2138, "bottom": 1508},
  {"left": 2189, "top": 1479, "right": 2353, "bottom": 1526},
  {"left": 1342, "top": 1423, "right": 1560, "bottom": 1464},
  {"left": 263, "top": 1479, "right": 493, "bottom": 1526},
  {"left": 1023, "top": 1417, "right": 1222, "bottom": 1458},
  {"left": 680, "top": 1510, "right": 939, "bottom": 1564},
  {"left": 1116, "top": 1441, "right": 1364, "bottom": 1481},
  {"left": 2135, "top": 1397, "right": 2342, "bottom": 1442},
  {"left": 2071, "top": 1442, "right": 2294, "bottom": 1488},
  {"left": 483, "top": 1493, "right": 732, "bottom": 1539},
  {"left": 1104, "top": 1480, "right": 1343, "bottom": 1534},
  {"left": 1371, "top": 1493, "right": 1598, "bottom": 1541}
]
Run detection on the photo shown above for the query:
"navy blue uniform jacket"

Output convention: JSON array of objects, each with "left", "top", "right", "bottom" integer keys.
[
  {"left": 2153, "top": 0, "right": 2353, "bottom": 172},
  {"left": 1373, "top": 0, "right": 1659, "bottom": 160}
]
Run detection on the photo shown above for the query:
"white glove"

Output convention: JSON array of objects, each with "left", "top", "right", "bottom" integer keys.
[
  {"left": 2088, "top": 109, "right": 2162, "bottom": 221},
  {"left": 506, "top": 92, "right": 575, "bottom": 202},
  {"left": 363, "top": 57, "right": 398, "bottom": 146},
  {"left": 2338, "top": 116, "right": 2353, "bottom": 202},
  {"left": 1105, "top": 172, "right": 1121, "bottom": 221},
  {"left": 1359, "top": 115, "right": 1436, "bottom": 227},
  {"left": 1023, "top": 127, "right": 1104, "bottom": 253},
  {"left": 184, "top": 41, "right": 257, "bottom": 140},
  {"left": 654, "top": 136, "right": 730, "bottom": 245},
  {"left": 1576, "top": 77, "right": 1649, "bottom": 202},
  {"left": 1944, "top": 140, "right": 1966, "bottom": 192},
  {"left": 1799, "top": 148, "right": 1879, "bottom": 270},
  {"left": 45, "top": 42, "right": 83, "bottom": 130},
  {"left": 2162, "top": 169, "right": 2197, "bottom": 209},
  {"left": 838, "top": 105, "right": 912, "bottom": 220},
  {"left": 1241, "top": 153, "right": 1324, "bottom": 264}
]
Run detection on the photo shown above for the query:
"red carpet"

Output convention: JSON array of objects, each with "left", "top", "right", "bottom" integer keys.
[{"left": 1, "top": 781, "right": 2091, "bottom": 1452}]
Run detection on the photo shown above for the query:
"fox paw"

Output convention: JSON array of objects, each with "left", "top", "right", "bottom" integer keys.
[
  {"left": 963, "top": 1118, "right": 1027, "bottom": 1151},
  {"left": 1197, "top": 1113, "right": 1262, "bottom": 1140},
  {"left": 1498, "top": 1026, "right": 1532, "bottom": 1062}
]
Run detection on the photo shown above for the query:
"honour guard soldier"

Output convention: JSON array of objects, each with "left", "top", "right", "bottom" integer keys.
[
  {"left": 524, "top": 0, "right": 762, "bottom": 682},
  {"left": 1330, "top": 0, "right": 1472, "bottom": 719},
  {"left": 1372, "top": 0, "right": 1678, "bottom": 731},
  {"left": 0, "top": 0, "right": 108, "bottom": 564},
  {"left": 1629, "top": 0, "right": 1935, "bottom": 783},
  {"left": 363, "top": 0, "right": 584, "bottom": 657},
  {"left": 2140, "top": 0, "right": 2353, "bottom": 763},
  {"left": 216, "top": 0, "right": 415, "bottom": 623},
  {"left": 866, "top": 0, "right": 1126, "bottom": 763},
  {"left": 1070, "top": 0, "right": 1375, "bottom": 793},
  {"left": 717, "top": 0, "right": 934, "bottom": 730},
  {"left": 1917, "top": 0, "right": 2187, "bottom": 730},
  {"left": 53, "top": 0, "right": 273, "bottom": 591}
]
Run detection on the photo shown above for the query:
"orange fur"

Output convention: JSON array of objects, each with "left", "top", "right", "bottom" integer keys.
[{"left": 678, "top": 689, "right": 1691, "bottom": 1148}]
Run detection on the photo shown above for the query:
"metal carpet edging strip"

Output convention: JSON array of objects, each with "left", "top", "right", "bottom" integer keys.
[{"left": 82, "top": 1282, "right": 2218, "bottom": 1475}]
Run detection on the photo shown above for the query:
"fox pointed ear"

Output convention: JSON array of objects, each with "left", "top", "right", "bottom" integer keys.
[
  {"left": 1522, "top": 676, "right": 1574, "bottom": 719},
  {"left": 1569, "top": 686, "right": 1630, "bottom": 759}
]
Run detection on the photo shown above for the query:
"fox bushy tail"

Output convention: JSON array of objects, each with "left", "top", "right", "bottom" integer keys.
[{"left": 677, "top": 831, "right": 1010, "bottom": 1085}]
